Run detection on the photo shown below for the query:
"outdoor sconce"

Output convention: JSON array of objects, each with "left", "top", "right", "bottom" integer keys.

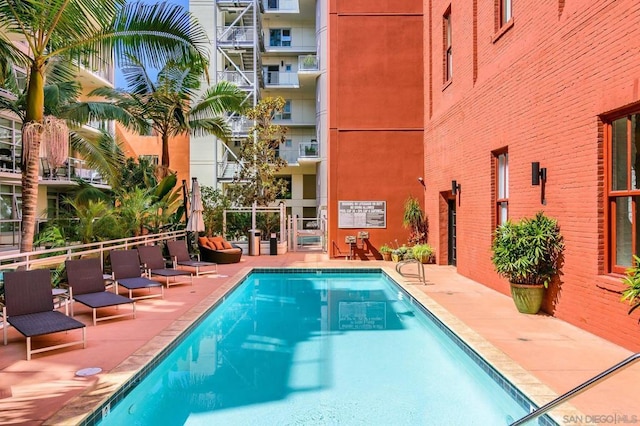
[
  {"left": 417, "top": 177, "right": 426, "bottom": 188},
  {"left": 531, "top": 162, "right": 547, "bottom": 186},
  {"left": 451, "top": 180, "right": 461, "bottom": 195}
]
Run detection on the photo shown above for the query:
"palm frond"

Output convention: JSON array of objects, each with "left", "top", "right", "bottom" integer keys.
[{"left": 189, "top": 117, "right": 230, "bottom": 140}]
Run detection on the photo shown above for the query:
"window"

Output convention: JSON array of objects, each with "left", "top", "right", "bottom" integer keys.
[
  {"left": 500, "top": 0, "right": 512, "bottom": 26},
  {"left": 284, "top": 139, "right": 292, "bottom": 148},
  {"left": 607, "top": 112, "right": 640, "bottom": 271},
  {"left": 443, "top": 8, "right": 452, "bottom": 83},
  {"left": 139, "top": 155, "right": 159, "bottom": 166},
  {"left": 270, "top": 29, "right": 291, "bottom": 47},
  {"left": 274, "top": 100, "right": 292, "bottom": 120},
  {"left": 494, "top": 151, "right": 509, "bottom": 226}
]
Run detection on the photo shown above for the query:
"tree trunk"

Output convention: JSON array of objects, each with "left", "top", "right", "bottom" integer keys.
[
  {"left": 19, "top": 61, "right": 45, "bottom": 254},
  {"left": 157, "top": 132, "right": 170, "bottom": 178}
]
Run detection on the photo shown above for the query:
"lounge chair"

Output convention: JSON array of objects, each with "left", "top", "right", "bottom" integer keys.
[
  {"left": 65, "top": 258, "right": 136, "bottom": 326},
  {"left": 137, "top": 245, "right": 193, "bottom": 287},
  {"left": 2, "top": 269, "right": 86, "bottom": 360},
  {"left": 110, "top": 249, "right": 164, "bottom": 300},
  {"left": 167, "top": 240, "right": 218, "bottom": 277},
  {"left": 197, "top": 236, "right": 243, "bottom": 264}
]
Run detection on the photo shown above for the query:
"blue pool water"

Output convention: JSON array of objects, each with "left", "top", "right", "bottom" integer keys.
[{"left": 97, "top": 270, "right": 536, "bottom": 425}]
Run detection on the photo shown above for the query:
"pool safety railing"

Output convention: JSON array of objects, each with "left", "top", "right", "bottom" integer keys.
[
  {"left": 510, "top": 352, "right": 640, "bottom": 425},
  {"left": 395, "top": 259, "right": 426, "bottom": 284}
]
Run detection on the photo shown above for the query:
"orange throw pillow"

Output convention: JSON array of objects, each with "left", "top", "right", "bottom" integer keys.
[
  {"left": 198, "top": 237, "right": 209, "bottom": 247},
  {"left": 222, "top": 241, "right": 233, "bottom": 249}
]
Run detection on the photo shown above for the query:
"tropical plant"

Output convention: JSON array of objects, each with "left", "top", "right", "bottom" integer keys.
[
  {"left": 119, "top": 157, "right": 158, "bottom": 192},
  {"left": 491, "top": 212, "right": 564, "bottom": 287},
  {"left": 621, "top": 255, "right": 640, "bottom": 317},
  {"left": 380, "top": 244, "right": 393, "bottom": 254},
  {"left": 227, "top": 97, "right": 289, "bottom": 206},
  {"left": 403, "top": 196, "right": 428, "bottom": 245},
  {"left": 412, "top": 243, "right": 434, "bottom": 263},
  {"left": 63, "top": 198, "right": 123, "bottom": 244},
  {"left": 87, "top": 56, "right": 246, "bottom": 177},
  {"left": 200, "top": 185, "right": 232, "bottom": 236},
  {"left": 0, "top": 0, "right": 208, "bottom": 253}
]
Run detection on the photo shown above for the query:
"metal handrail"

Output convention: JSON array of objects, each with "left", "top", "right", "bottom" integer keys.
[
  {"left": 510, "top": 352, "right": 640, "bottom": 425},
  {"left": 395, "top": 259, "right": 426, "bottom": 284}
]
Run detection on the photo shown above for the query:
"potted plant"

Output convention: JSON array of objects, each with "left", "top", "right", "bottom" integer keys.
[
  {"left": 403, "top": 196, "right": 428, "bottom": 245},
  {"left": 491, "top": 212, "right": 564, "bottom": 314},
  {"left": 412, "top": 243, "right": 434, "bottom": 264},
  {"left": 380, "top": 244, "right": 393, "bottom": 261},
  {"left": 621, "top": 255, "right": 640, "bottom": 317},
  {"left": 392, "top": 245, "right": 409, "bottom": 262}
]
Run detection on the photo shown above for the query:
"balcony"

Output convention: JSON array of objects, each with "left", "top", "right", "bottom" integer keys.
[
  {"left": 263, "top": 0, "right": 299, "bottom": 13},
  {"left": 39, "top": 157, "right": 108, "bottom": 186},
  {"left": 263, "top": 71, "right": 299, "bottom": 88},
  {"left": 217, "top": 26, "right": 256, "bottom": 46},
  {"left": 298, "top": 55, "right": 319, "bottom": 72},
  {"left": 228, "top": 116, "right": 252, "bottom": 138},
  {"left": 217, "top": 71, "right": 255, "bottom": 89},
  {"left": 276, "top": 141, "right": 319, "bottom": 165}
]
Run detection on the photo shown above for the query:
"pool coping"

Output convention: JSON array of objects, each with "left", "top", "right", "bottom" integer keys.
[{"left": 45, "top": 266, "right": 583, "bottom": 425}]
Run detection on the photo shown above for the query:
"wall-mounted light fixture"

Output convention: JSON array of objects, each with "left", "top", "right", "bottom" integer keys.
[
  {"left": 417, "top": 177, "right": 426, "bottom": 188},
  {"left": 531, "top": 162, "right": 547, "bottom": 186},
  {"left": 451, "top": 180, "right": 461, "bottom": 195},
  {"left": 531, "top": 162, "right": 548, "bottom": 204}
]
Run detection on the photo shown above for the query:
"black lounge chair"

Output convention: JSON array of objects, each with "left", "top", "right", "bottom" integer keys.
[
  {"left": 2, "top": 269, "right": 86, "bottom": 360},
  {"left": 137, "top": 245, "right": 193, "bottom": 287},
  {"left": 167, "top": 240, "right": 218, "bottom": 277},
  {"left": 65, "top": 258, "right": 136, "bottom": 326},
  {"left": 110, "top": 249, "right": 164, "bottom": 300}
]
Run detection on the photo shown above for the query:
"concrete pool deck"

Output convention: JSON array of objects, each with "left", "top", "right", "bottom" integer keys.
[{"left": 1, "top": 252, "right": 638, "bottom": 425}]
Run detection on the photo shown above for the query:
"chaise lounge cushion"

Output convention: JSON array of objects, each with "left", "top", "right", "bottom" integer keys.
[{"left": 197, "top": 236, "right": 242, "bottom": 264}]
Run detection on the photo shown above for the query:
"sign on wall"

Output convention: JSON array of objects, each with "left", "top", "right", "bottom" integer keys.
[{"left": 338, "top": 201, "right": 386, "bottom": 228}]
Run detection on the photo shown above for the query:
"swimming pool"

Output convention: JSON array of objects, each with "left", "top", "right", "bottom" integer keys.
[{"left": 95, "top": 269, "right": 552, "bottom": 425}]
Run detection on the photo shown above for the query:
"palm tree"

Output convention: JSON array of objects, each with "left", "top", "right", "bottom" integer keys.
[
  {"left": 0, "top": 0, "right": 209, "bottom": 253},
  {"left": 87, "top": 55, "right": 247, "bottom": 177},
  {"left": 0, "top": 60, "right": 124, "bottom": 186}
]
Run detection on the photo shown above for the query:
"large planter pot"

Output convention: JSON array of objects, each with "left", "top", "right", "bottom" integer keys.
[
  {"left": 382, "top": 252, "right": 392, "bottom": 261},
  {"left": 510, "top": 282, "right": 545, "bottom": 314}
]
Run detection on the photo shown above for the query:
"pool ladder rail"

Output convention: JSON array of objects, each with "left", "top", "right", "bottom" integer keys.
[
  {"left": 395, "top": 259, "right": 427, "bottom": 285},
  {"left": 510, "top": 352, "right": 640, "bottom": 425}
]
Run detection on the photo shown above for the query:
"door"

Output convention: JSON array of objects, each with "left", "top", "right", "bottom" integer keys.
[{"left": 448, "top": 199, "right": 457, "bottom": 266}]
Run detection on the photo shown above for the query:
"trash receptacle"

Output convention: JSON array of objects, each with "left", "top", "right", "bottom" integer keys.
[
  {"left": 248, "top": 229, "right": 261, "bottom": 256},
  {"left": 270, "top": 233, "right": 277, "bottom": 255}
]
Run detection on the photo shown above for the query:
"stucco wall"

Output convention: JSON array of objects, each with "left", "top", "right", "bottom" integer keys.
[{"left": 328, "top": 1, "right": 424, "bottom": 258}]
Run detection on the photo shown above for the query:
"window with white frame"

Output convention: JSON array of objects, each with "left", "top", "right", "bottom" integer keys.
[
  {"left": 270, "top": 29, "right": 291, "bottom": 47},
  {"left": 275, "top": 100, "right": 292, "bottom": 120},
  {"left": 501, "top": 0, "right": 512, "bottom": 26},
  {"left": 444, "top": 8, "right": 452, "bottom": 82},
  {"left": 494, "top": 150, "right": 509, "bottom": 226}
]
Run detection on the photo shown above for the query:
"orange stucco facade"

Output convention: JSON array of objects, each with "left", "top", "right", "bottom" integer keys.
[
  {"left": 328, "top": 1, "right": 424, "bottom": 259},
  {"left": 116, "top": 124, "right": 191, "bottom": 188}
]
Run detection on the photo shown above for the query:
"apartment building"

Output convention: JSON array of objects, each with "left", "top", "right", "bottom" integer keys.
[
  {"left": 422, "top": 0, "right": 640, "bottom": 350},
  {"left": 0, "top": 52, "right": 113, "bottom": 247},
  {"left": 190, "top": 0, "right": 326, "bottom": 225}
]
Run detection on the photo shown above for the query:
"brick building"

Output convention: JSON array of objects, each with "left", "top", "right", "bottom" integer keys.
[{"left": 422, "top": 0, "right": 640, "bottom": 350}]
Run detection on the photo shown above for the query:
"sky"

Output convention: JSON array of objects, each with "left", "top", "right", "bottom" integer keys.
[{"left": 114, "top": 0, "right": 190, "bottom": 88}]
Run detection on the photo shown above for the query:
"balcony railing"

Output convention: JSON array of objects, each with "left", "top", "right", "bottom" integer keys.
[
  {"left": 217, "top": 27, "right": 255, "bottom": 44},
  {"left": 298, "top": 55, "right": 319, "bottom": 71},
  {"left": 299, "top": 141, "right": 319, "bottom": 158},
  {"left": 263, "top": 0, "right": 298, "bottom": 12},
  {"left": 217, "top": 71, "right": 255, "bottom": 86},
  {"left": 228, "top": 116, "right": 252, "bottom": 137},
  {"left": 264, "top": 71, "right": 299, "bottom": 86},
  {"left": 40, "top": 157, "right": 107, "bottom": 185}
]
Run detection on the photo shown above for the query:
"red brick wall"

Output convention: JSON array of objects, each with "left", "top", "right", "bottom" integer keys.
[
  {"left": 328, "top": 1, "right": 424, "bottom": 258},
  {"left": 424, "top": 0, "right": 640, "bottom": 350}
]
